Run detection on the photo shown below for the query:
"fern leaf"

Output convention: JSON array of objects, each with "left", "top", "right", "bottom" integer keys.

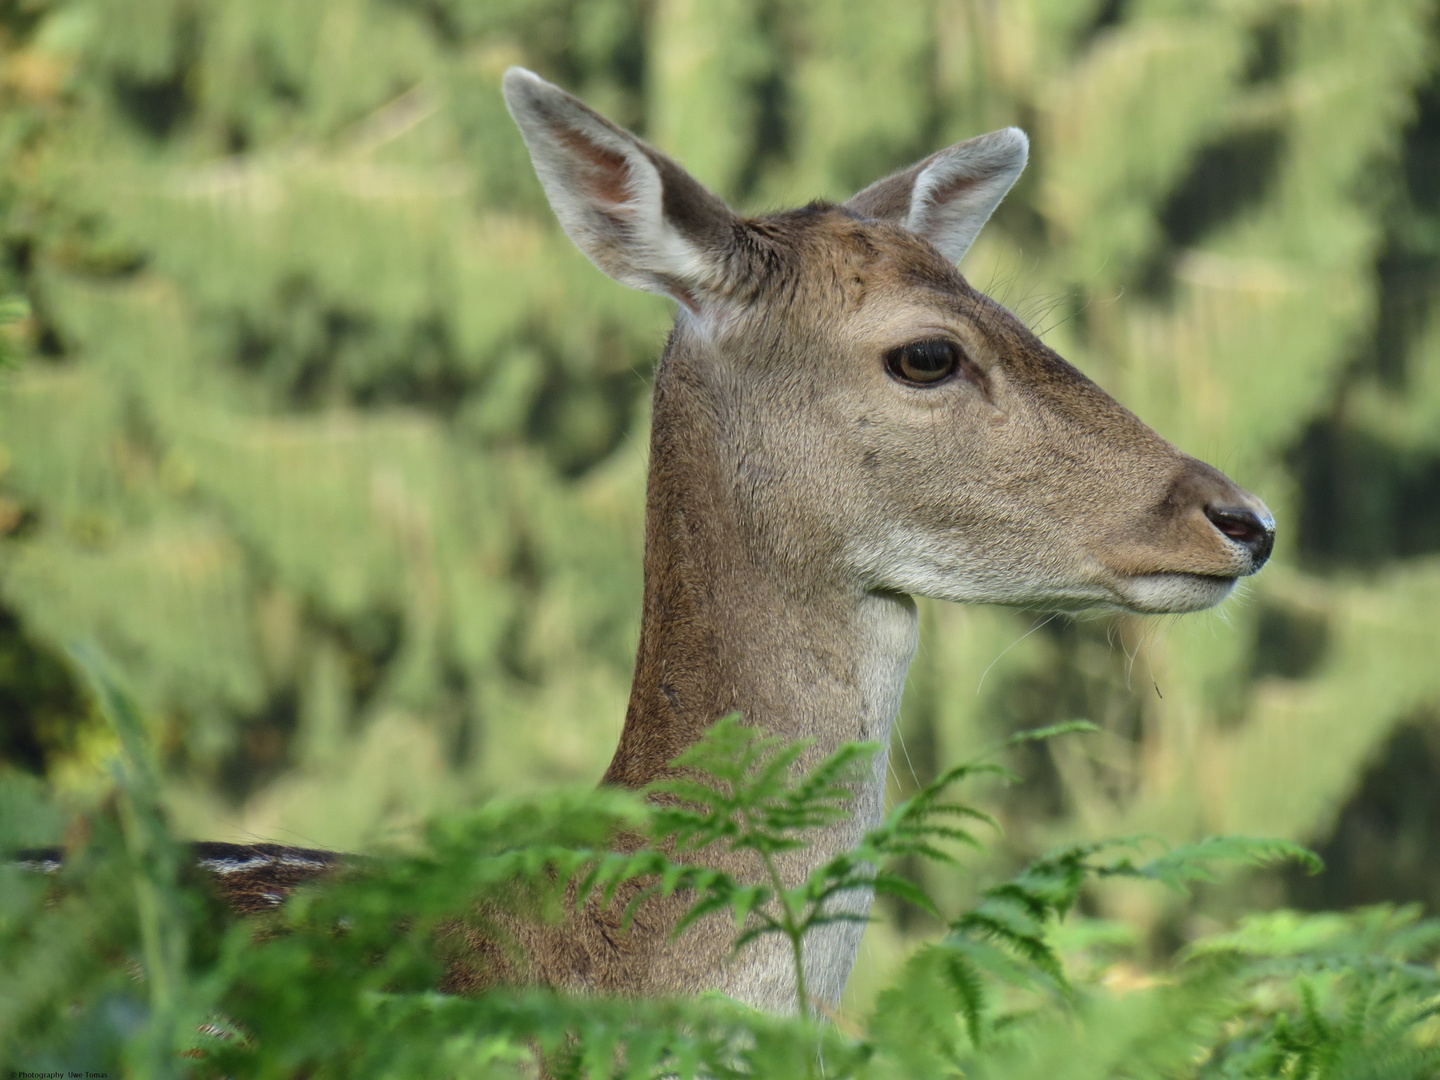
[{"left": 871, "top": 872, "right": 940, "bottom": 918}]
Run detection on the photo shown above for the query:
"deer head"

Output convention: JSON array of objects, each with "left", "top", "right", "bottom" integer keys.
[{"left": 502, "top": 68, "right": 1274, "bottom": 625}]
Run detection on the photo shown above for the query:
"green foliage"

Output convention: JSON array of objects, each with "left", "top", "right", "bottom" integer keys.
[
  {"left": 604, "top": 716, "right": 1007, "bottom": 1020},
  {"left": 7, "top": 678, "right": 1439, "bottom": 1079},
  {"left": 1183, "top": 907, "right": 1440, "bottom": 1079}
]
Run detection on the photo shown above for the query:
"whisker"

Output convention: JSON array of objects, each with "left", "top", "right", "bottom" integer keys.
[{"left": 976, "top": 612, "right": 1059, "bottom": 696}]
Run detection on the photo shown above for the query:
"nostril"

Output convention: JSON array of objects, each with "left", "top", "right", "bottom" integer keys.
[
  {"left": 1205, "top": 505, "right": 1275, "bottom": 566},
  {"left": 1208, "top": 508, "right": 1264, "bottom": 544}
]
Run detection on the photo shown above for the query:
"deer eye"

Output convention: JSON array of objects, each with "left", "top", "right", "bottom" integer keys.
[{"left": 885, "top": 339, "right": 961, "bottom": 385}]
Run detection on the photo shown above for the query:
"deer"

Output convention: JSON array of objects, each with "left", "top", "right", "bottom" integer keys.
[{"left": 19, "top": 68, "right": 1275, "bottom": 1018}]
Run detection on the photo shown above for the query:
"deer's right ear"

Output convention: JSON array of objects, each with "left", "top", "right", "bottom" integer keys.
[{"left": 503, "top": 68, "right": 742, "bottom": 311}]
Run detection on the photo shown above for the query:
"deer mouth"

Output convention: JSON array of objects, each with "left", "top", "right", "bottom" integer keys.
[{"left": 1115, "top": 571, "right": 1241, "bottom": 614}]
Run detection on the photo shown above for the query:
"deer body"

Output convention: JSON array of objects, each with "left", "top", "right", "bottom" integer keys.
[{"left": 46, "top": 70, "right": 1275, "bottom": 1017}]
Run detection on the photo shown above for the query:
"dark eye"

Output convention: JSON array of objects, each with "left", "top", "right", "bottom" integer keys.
[{"left": 885, "top": 339, "right": 961, "bottom": 385}]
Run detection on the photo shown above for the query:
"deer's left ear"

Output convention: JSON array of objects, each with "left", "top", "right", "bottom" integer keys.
[{"left": 845, "top": 128, "right": 1028, "bottom": 264}]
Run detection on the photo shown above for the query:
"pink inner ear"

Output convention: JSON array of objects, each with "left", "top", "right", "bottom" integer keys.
[
  {"left": 555, "top": 126, "right": 632, "bottom": 207},
  {"left": 919, "top": 171, "right": 982, "bottom": 214}
]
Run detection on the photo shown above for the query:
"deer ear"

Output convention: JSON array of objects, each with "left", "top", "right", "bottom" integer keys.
[
  {"left": 845, "top": 128, "right": 1028, "bottom": 265},
  {"left": 503, "top": 68, "right": 742, "bottom": 311}
]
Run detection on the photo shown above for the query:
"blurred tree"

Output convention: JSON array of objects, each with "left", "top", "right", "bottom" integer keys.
[
  {"left": 1, "top": 0, "right": 1438, "bottom": 966},
  {"left": 0, "top": 0, "right": 666, "bottom": 845}
]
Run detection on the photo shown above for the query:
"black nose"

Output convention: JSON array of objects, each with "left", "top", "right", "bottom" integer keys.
[{"left": 1205, "top": 505, "right": 1275, "bottom": 568}]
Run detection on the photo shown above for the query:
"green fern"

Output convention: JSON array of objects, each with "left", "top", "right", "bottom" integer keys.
[
  {"left": 7, "top": 675, "right": 1440, "bottom": 1078},
  {"left": 588, "top": 715, "right": 1009, "bottom": 1023}
]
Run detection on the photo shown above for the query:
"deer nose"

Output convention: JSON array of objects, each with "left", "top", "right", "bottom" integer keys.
[{"left": 1204, "top": 505, "right": 1275, "bottom": 568}]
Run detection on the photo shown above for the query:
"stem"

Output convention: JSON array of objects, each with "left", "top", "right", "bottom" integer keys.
[
  {"left": 761, "top": 850, "right": 809, "bottom": 1022},
  {"left": 791, "top": 928, "right": 811, "bottom": 1025},
  {"left": 114, "top": 774, "right": 183, "bottom": 1080},
  {"left": 118, "top": 788, "right": 172, "bottom": 1014}
]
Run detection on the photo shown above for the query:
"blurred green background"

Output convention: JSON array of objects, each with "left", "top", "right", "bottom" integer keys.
[{"left": 2, "top": 0, "right": 1438, "bottom": 1013}]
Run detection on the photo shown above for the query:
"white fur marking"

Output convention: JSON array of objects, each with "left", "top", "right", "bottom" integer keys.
[
  {"left": 196, "top": 853, "right": 331, "bottom": 875},
  {"left": 719, "top": 592, "right": 919, "bottom": 1013}
]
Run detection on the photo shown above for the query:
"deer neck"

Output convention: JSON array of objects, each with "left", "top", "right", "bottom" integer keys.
[{"left": 604, "top": 343, "right": 919, "bottom": 836}]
